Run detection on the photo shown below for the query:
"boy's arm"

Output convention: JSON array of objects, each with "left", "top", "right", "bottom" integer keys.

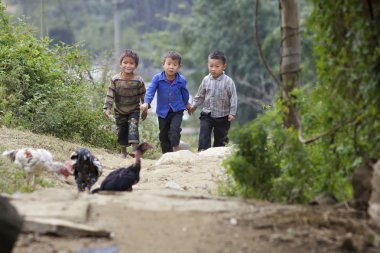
[
  {"left": 138, "top": 78, "right": 148, "bottom": 120},
  {"left": 229, "top": 79, "right": 238, "bottom": 118},
  {"left": 103, "top": 79, "right": 115, "bottom": 118},
  {"left": 180, "top": 80, "right": 190, "bottom": 107},
  {"left": 192, "top": 78, "right": 207, "bottom": 109},
  {"left": 179, "top": 79, "right": 195, "bottom": 115},
  {"left": 141, "top": 75, "right": 158, "bottom": 111},
  {"left": 138, "top": 77, "right": 146, "bottom": 105}
]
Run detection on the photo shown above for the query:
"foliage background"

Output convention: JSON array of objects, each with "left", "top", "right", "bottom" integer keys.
[
  {"left": 221, "top": 0, "right": 380, "bottom": 203},
  {"left": 2, "top": 0, "right": 295, "bottom": 125},
  {"left": 0, "top": 3, "right": 117, "bottom": 149},
  {"left": 1, "top": 0, "right": 379, "bottom": 203}
]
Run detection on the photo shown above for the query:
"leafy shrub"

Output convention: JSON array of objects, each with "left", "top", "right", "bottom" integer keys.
[
  {"left": 0, "top": 4, "right": 118, "bottom": 149},
  {"left": 223, "top": 100, "right": 355, "bottom": 203},
  {"left": 221, "top": 1, "right": 380, "bottom": 204},
  {"left": 0, "top": 4, "right": 164, "bottom": 152}
]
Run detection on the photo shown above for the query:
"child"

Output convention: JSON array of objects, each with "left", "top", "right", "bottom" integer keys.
[
  {"left": 103, "top": 49, "right": 146, "bottom": 158},
  {"left": 140, "top": 51, "right": 191, "bottom": 153},
  {"left": 189, "top": 51, "right": 237, "bottom": 151}
]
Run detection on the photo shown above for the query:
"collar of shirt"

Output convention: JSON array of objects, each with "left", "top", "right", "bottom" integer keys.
[
  {"left": 208, "top": 71, "right": 226, "bottom": 81},
  {"left": 158, "top": 71, "right": 183, "bottom": 85}
]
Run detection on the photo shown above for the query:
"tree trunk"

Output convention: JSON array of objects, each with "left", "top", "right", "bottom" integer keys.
[{"left": 280, "top": 0, "right": 301, "bottom": 129}]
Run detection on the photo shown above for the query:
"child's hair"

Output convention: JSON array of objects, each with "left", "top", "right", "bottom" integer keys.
[
  {"left": 162, "top": 51, "right": 182, "bottom": 65},
  {"left": 208, "top": 51, "right": 227, "bottom": 64},
  {"left": 120, "top": 49, "right": 139, "bottom": 66}
]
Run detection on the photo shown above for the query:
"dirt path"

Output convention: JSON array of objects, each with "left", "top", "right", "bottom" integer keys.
[{"left": 1, "top": 127, "right": 379, "bottom": 253}]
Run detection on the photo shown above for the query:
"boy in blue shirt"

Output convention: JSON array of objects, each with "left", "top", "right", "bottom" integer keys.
[{"left": 141, "top": 51, "right": 191, "bottom": 153}]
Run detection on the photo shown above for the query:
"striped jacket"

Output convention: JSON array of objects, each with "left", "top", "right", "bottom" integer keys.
[{"left": 104, "top": 73, "right": 146, "bottom": 115}]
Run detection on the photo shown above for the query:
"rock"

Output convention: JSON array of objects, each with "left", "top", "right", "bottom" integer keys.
[
  {"left": 352, "top": 160, "right": 374, "bottom": 212},
  {"left": 155, "top": 150, "right": 200, "bottom": 165},
  {"left": 309, "top": 192, "right": 338, "bottom": 206},
  {"left": 11, "top": 200, "right": 90, "bottom": 223},
  {"left": 179, "top": 141, "right": 190, "bottom": 150},
  {"left": 22, "top": 217, "right": 111, "bottom": 238},
  {"left": 369, "top": 160, "right": 380, "bottom": 222},
  {"left": 340, "top": 237, "right": 357, "bottom": 252},
  {"left": 77, "top": 245, "right": 119, "bottom": 253},
  {"left": 198, "top": 146, "right": 234, "bottom": 159},
  {"left": 164, "top": 181, "right": 184, "bottom": 191}
]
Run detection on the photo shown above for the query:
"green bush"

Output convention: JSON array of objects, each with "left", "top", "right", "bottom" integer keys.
[
  {"left": 0, "top": 4, "right": 164, "bottom": 152},
  {"left": 0, "top": 4, "right": 118, "bottom": 150},
  {"left": 223, "top": 100, "right": 355, "bottom": 203},
  {"left": 221, "top": 1, "right": 380, "bottom": 204}
]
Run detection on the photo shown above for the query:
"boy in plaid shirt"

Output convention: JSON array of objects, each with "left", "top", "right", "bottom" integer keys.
[{"left": 190, "top": 51, "right": 237, "bottom": 151}]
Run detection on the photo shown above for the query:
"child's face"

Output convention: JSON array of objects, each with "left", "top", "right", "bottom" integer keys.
[
  {"left": 120, "top": 56, "right": 137, "bottom": 74},
  {"left": 208, "top": 58, "right": 226, "bottom": 79},
  {"left": 163, "top": 57, "right": 181, "bottom": 80}
]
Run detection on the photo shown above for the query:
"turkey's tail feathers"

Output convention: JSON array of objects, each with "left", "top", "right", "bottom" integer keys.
[
  {"left": 93, "top": 159, "right": 103, "bottom": 176},
  {"left": 2, "top": 150, "right": 17, "bottom": 162}
]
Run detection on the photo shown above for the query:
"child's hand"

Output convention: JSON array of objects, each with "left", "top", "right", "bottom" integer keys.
[
  {"left": 187, "top": 104, "right": 196, "bottom": 115},
  {"left": 186, "top": 104, "right": 192, "bottom": 115},
  {"left": 228, "top": 114, "right": 235, "bottom": 122},
  {"left": 140, "top": 103, "right": 149, "bottom": 112},
  {"left": 104, "top": 108, "right": 111, "bottom": 119},
  {"left": 141, "top": 110, "right": 148, "bottom": 121}
]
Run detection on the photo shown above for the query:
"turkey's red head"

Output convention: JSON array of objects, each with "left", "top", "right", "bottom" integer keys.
[
  {"left": 58, "top": 160, "right": 74, "bottom": 178},
  {"left": 137, "top": 142, "right": 154, "bottom": 154},
  {"left": 59, "top": 168, "right": 70, "bottom": 178}
]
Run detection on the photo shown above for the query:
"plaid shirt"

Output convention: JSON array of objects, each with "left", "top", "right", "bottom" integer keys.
[
  {"left": 193, "top": 72, "right": 237, "bottom": 118},
  {"left": 104, "top": 73, "right": 146, "bottom": 115}
]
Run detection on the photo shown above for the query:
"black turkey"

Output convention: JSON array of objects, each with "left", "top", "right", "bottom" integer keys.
[
  {"left": 71, "top": 148, "right": 103, "bottom": 192},
  {"left": 92, "top": 142, "right": 152, "bottom": 193}
]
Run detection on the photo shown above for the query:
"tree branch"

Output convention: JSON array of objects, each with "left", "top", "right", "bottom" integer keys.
[
  {"left": 239, "top": 96, "right": 266, "bottom": 106},
  {"left": 253, "top": 0, "right": 281, "bottom": 87},
  {"left": 297, "top": 110, "right": 363, "bottom": 144},
  {"left": 235, "top": 75, "right": 276, "bottom": 105}
]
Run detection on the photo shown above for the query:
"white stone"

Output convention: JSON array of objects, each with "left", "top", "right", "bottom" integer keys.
[
  {"left": 155, "top": 150, "right": 200, "bottom": 165},
  {"left": 198, "top": 146, "right": 234, "bottom": 158}
]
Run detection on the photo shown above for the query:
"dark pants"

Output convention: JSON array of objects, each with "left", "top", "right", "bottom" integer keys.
[
  {"left": 115, "top": 111, "right": 140, "bottom": 146},
  {"left": 198, "top": 112, "right": 231, "bottom": 151},
  {"left": 158, "top": 110, "right": 183, "bottom": 153}
]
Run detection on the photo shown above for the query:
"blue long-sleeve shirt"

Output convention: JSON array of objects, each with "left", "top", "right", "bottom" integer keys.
[{"left": 144, "top": 71, "right": 189, "bottom": 118}]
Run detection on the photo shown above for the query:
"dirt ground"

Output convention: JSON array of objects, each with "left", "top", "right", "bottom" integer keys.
[{"left": 1, "top": 127, "right": 380, "bottom": 253}]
